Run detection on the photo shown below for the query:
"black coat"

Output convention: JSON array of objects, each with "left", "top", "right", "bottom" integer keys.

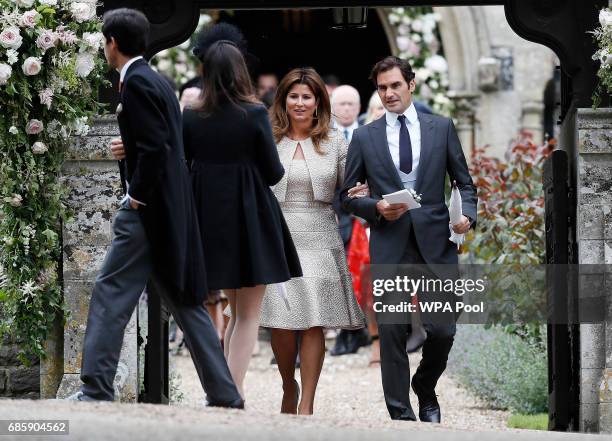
[
  {"left": 341, "top": 112, "right": 478, "bottom": 265},
  {"left": 183, "top": 102, "right": 302, "bottom": 290},
  {"left": 117, "top": 59, "right": 208, "bottom": 305}
]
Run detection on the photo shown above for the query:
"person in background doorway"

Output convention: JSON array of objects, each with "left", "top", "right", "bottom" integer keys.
[
  {"left": 329, "top": 84, "right": 371, "bottom": 357},
  {"left": 256, "top": 72, "right": 279, "bottom": 100}
]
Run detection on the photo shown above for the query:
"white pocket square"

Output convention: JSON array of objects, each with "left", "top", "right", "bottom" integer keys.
[{"left": 116, "top": 103, "right": 123, "bottom": 114}]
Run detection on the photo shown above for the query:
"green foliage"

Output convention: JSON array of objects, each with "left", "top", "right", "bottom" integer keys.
[
  {"left": 507, "top": 413, "right": 548, "bottom": 430},
  {"left": 464, "top": 134, "right": 554, "bottom": 265},
  {"left": 0, "top": 0, "right": 105, "bottom": 363},
  {"left": 592, "top": 8, "right": 612, "bottom": 108},
  {"left": 461, "top": 135, "right": 554, "bottom": 349},
  {"left": 150, "top": 13, "right": 213, "bottom": 87},
  {"left": 448, "top": 325, "right": 548, "bottom": 415}
]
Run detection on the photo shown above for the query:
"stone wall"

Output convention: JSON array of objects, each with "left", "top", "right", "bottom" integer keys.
[
  {"left": 0, "top": 337, "right": 39, "bottom": 399},
  {"left": 433, "top": 6, "right": 557, "bottom": 158},
  {"left": 575, "top": 108, "right": 612, "bottom": 433},
  {"left": 54, "top": 116, "right": 139, "bottom": 402}
]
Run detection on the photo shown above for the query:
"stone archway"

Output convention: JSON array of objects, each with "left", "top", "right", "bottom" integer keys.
[{"left": 46, "top": 0, "right": 612, "bottom": 434}]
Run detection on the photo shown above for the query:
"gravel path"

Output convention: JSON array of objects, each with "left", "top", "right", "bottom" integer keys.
[
  {"left": 2, "top": 338, "right": 606, "bottom": 441},
  {"left": 171, "top": 335, "right": 511, "bottom": 432}
]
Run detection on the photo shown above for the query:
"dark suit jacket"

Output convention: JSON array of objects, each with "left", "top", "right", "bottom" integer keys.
[
  {"left": 117, "top": 58, "right": 207, "bottom": 305},
  {"left": 340, "top": 111, "right": 477, "bottom": 265}
]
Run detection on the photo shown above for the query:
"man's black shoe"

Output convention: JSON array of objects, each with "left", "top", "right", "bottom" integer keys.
[
  {"left": 412, "top": 378, "right": 441, "bottom": 423},
  {"left": 330, "top": 329, "right": 350, "bottom": 356}
]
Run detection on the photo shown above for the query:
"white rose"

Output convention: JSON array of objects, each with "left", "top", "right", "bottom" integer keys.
[
  {"left": 425, "top": 54, "right": 448, "bottom": 73},
  {"left": 6, "top": 49, "right": 18, "bottom": 65},
  {"left": 415, "top": 67, "right": 431, "bottom": 82},
  {"left": 75, "top": 52, "right": 95, "bottom": 77},
  {"left": 0, "top": 63, "right": 12, "bottom": 85},
  {"left": 0, "top": 27, "right": 23, "bottom": 50},
  {"left": 82, "top": 32, "right": 104, "bottom": 51},
  {"left": 396, "top": 36, "right": 411, "bottom": 52},
  {"left": 15, "top": 0, "right": 35, "bottom": 7},
  {"left": 599, "top": 9, "right": 612, "bottom": 28},
  {"left": 157, "top": 59, "right": 171, "bottom": 71},
  {"left": 31, "top": 141, "right": 48, "bottom": 155},
  {"left": 20, "top": 10, "right": 39, "bottom": 28},
  {"left": 36, "top": 29, "right": 58, "bottom": 52},
  {"left": 22, "top": 56, "right": 41, "bottom": 76},
  {"left": 411, "top": 18, "right": 423, "bottom": 32},
  {"left": 26, "top": 119, "right": 44, "bottom": 135},
  {"left": 70, "top": 2, "right": 96, "bottom": 23},
  {"left": 39, "top": 0, "right": 58, "bottom": 5},
  {"left": 9, "top": 126, "right": 18, "bottom": 135}
]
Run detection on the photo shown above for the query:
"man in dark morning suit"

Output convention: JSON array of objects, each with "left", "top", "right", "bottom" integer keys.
[
  {"left": 340, "top": 56, "right": 477, "bottom": 422},
  {"left": 67, "top": 9, "right": 242, "bottom": 408}
]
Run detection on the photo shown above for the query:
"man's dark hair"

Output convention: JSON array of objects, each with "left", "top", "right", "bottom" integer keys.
[
  {"left": 102, "top": 8, "right": 149, "bottom": 57},
  {"left": 370, "top": 56, "right": 415, "bottom": 87}
]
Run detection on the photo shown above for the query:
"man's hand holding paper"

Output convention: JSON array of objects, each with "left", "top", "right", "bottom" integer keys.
[{"left": 376, "top": 189, "right": 422, "bottom": 221}]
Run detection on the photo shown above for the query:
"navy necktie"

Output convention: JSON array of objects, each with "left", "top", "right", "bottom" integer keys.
[
  {"left": 397, "top": 114, "right": 413, "bottom": 175},
  {"left": 343, "top": 128, "right": 349, "bottom": 141}
]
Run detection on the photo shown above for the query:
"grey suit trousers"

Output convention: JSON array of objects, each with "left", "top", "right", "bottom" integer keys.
[
  {"left": 80, "top": 200, "right": 241, "bottom": 405},
  {"left": 377, "top": 224, "right": 455, "bottom": 420}
]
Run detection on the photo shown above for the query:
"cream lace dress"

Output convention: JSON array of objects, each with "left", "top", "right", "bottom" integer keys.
[{"left": 259, "top": 133, "right": 365, "bottom": 330}]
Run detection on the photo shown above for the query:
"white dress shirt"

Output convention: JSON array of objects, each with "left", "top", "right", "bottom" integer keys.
[
  {"left": 385, "top": 102, "right": 421, "bottom": 190},
  {"left": 119, "top": 55, "right": 144, "bottom": 85},
  {"left": 334, "top": 120, "right": 359, "bottom": 143},
  {"left": 119, "top": 56, "right": 145, "bottom": 206}
]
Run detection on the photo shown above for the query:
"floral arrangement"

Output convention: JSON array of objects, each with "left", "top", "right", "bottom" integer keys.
[
  {"left": 0, "top": 0, "right": 105, "bottom": 362},
  {"left": 592, "top": 7, "right": 612, "bottom": 108},
  {"left": 386, "top": 7, "right": 452, "bottom": 115},
  {"left": 150, "top": 13, "right": 212, "bottom": 89}
]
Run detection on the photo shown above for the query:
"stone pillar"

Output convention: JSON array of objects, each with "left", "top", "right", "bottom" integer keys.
[
  {"left": 521, "top": 100, "right": 545, "bottom": 144},
  {"left": 448, "top": 91, "right": 480, "bottom": 160},
  {"left": 55, "top": 116, "right": 138, "bottom": 402},
  {"left": 576, "top": 108, "right": 612, "bottom": 433}
]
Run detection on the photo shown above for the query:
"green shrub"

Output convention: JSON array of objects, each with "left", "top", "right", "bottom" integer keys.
[
  {"left": 507, "top": 413, "right": 548, "bottom": 430},
  {"left": 462, "top": 136, "right": 554, "bottom": 349},
  {"left": 448, "top": 325, "right": 548, "bottom": 414}
]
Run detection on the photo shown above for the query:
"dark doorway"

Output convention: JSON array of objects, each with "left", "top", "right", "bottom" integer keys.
[{"left": 216, "top": 8, "right": 391, "bottom": 111}]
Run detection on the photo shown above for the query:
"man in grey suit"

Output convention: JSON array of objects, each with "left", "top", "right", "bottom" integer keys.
[
  {"left": 340, "top": 56, "right": 477, "bottom": 422},
  {"left": 67, "top": 9, "right": 242, "bottom": 408}
]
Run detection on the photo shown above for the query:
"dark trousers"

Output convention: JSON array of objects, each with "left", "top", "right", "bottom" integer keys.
[
  {"left": 377, "top": 225, "right": 455, "bottom": 420},
  {"left": 80, "top": 200, "right": 241, "bottom": 405}
]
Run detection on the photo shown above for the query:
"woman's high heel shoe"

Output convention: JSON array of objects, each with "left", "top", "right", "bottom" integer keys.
[{"left": 281, "top": 379, "right": 300, "bottom": 414}]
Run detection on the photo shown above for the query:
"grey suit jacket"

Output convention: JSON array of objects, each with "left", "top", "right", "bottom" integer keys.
[{"left": 340, "top": 111, "right": 477, "bottom": 265}]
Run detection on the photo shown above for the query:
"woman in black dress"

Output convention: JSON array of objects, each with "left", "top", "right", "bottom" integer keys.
[{"left": 183, "top": 40, "right": 301, "bottom": 399}]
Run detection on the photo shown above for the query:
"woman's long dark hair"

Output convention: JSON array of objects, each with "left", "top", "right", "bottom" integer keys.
[{"left": 197, "top": 40, "right": 258, "bottom": 114}]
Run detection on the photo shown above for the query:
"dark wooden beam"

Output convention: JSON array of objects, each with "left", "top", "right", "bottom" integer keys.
[
  {"left": 505, "top": 0, "right": 608, "bottom": 117},
  {"left": 196, "top": 0, "right": 504, "bottom": 7},
  {"left": 101, "top": 0, "right": 606, "bottom": 120}
]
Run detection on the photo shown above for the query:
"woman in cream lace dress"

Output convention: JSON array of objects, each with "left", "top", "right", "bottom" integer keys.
[{"left": 260, "top": 67, "right": 365, "bottom": 415}]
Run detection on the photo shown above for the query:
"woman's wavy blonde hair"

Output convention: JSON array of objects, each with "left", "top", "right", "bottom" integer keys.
[{"left": 270, "top": 67, "right": 332, "bottom": 154}]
